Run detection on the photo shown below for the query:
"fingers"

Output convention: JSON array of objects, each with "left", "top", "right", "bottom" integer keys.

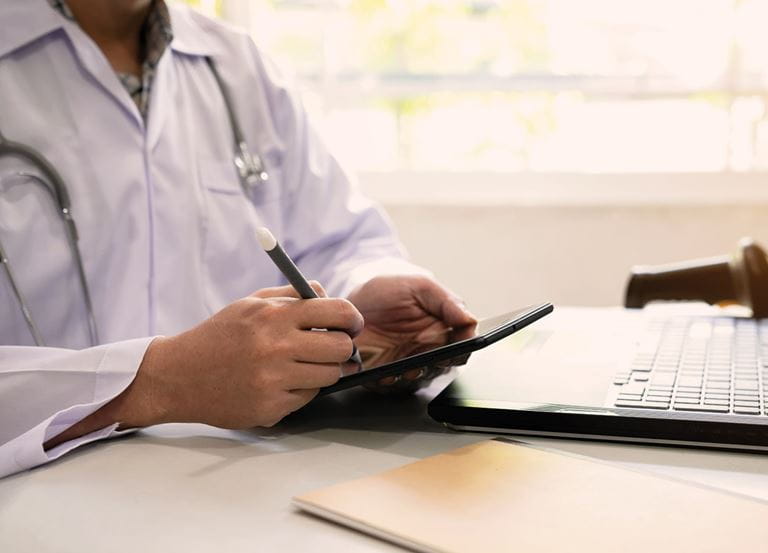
[
  {"left": 292, "top": 298, "right": 364, "bottom": 336},
  {"left": 270, "top": 363, "right": 343, "bottom": 422},
  {"left": 441, "top": 299, "right": 477, "bottom": 328},
  {"left": 376, "top": 366, "right": 448, "bottom": 388},
  {"left": 284, "top": 362, "right": 341, "bottom": 390},
  {"left": 286, "top": 388, "right": 320, "bottom": 410},
  {"left": 259, "top": 388, "right": 320, "bottom": 427},
  {"left": 339, "top": 359, "right": 362, "bottom": 377},
  {"left": 377, "top": 368, "right": 423, "bottom": 386},
  {"left": 292, "top": 330, "right": 354, "bottom": 363},
  {"left": 309, "top": 281, "right": 327, "bottom": 297},
  {"left": 403, "top": 367, "right": 426, "bottom": 381},
  {"left": 250, "top": 285, "right": 296, "bottom": 299},
  {"left": 249, "top": 286, "right": 362, "bottom": 339},
  {"left": 251, "top": 280, "right": 327, "bottom": 299},
  {"left": 413, "top": 278, "right": 477, "bottom": 328},
  {"left": 378, "top": 374, "right": 400, "bottom": 386},
  {"left": 449, "top": 323, "right": 477, "bottom": 342}
]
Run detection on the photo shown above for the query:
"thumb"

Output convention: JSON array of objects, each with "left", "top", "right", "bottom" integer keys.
[{"left": 415, "top": 279, "right": 477, "bottom": 328}]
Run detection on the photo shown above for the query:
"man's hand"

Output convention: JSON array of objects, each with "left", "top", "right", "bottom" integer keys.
[
  {"left": 130, "top": 283, "right": 363, "bottom": 428},
  {"left": 348, "top": 275, "right": 477, "bottom": 392},
  {"left": 44, "top": 283, "right": 363, "bottom": 449}
]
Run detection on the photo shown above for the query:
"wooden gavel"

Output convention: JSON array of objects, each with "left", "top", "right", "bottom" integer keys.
[{"left": 625, "top": 237, "right": 768, "bottom": 318}]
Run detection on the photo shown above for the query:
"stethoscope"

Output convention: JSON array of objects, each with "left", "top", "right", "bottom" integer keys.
[{"left": 0, "top": 57, "right": 268, "bottom": 347}]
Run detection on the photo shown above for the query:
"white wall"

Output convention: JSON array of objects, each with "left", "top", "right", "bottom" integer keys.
[{"left": 361, "top": 172, "right": 768, "bottom": 317}]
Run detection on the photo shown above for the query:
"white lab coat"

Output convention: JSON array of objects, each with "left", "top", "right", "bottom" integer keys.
[{"left": 0, "top": 0, "right": 424, "bottom": 478}]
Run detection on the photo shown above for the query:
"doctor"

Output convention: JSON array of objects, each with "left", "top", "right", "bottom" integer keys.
[{"left": 0, "top": 0, "right": 475, "bottom": 478}]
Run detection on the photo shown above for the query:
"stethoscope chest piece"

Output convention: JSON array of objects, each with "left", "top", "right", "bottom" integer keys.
[{"left": 235, "top": 140, "right": 269, "bottom": 194}]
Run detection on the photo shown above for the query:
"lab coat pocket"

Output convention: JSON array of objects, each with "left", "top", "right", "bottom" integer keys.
[
  {"left": 198, "top": 160, "right": 283, "bottom": 311},
  {"left": 200, "top": 158, "right": 280, "bottom": 203}
]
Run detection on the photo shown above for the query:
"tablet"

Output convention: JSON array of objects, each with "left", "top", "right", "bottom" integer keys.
[{"left": 320, "top": 303, "right": 553, "bottom": 394}]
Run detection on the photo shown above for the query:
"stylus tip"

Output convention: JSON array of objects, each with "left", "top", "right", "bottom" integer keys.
[{"left": 256, "top": 227, "right": 277, "bottom": 251}]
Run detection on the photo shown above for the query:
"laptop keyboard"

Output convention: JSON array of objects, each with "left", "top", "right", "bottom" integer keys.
[{"left": 612, "top": 317, "right": 766, "bottom": 415}]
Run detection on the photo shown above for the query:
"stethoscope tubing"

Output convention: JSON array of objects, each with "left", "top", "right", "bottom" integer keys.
[
  {"left": 0, "top": 235, "right": 45, "bottom": 346},
  {"left": 0, "top": 129, "right": 98, "bottom": 347},
  {"left": 0, "top": 57, "right": 264, "bottom": 348}
]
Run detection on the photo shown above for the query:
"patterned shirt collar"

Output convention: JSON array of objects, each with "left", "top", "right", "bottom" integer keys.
[{"left": 47, "top": 0, "right": 173, "bottom": 121}]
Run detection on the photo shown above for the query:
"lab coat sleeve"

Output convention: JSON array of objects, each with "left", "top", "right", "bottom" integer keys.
[
  {"left": 252, "top": 49, "right": 431, "bottom": 298},
  {"left": 0, "top": 337, "right": 153, "bottom": 479}
]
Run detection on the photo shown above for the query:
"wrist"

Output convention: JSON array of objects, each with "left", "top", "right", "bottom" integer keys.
[
  {"left": 112, "top": 336, "right": 177, "bottom": 429},
  {"left": 42, "top": 337, "right": 176, "bottom": 451}
]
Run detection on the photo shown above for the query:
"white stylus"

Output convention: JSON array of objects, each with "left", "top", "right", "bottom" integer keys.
[{"left": 256, "top": 227, "right": 363, "bottom": 365}]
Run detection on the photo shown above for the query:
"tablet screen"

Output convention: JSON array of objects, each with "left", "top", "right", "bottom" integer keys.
[{"left": 343, "top": 306, "right": 541, "bottom": 377}]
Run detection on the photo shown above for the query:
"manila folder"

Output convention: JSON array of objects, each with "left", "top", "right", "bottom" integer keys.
[{"left": 293, "top": 439, "right": 768, "bottom": 553}]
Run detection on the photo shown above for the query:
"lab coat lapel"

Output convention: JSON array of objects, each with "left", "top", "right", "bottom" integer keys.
[
  {"left": 61, "top": 25, "right": 144, "bottom": 130},
  {"left": 0, "top": 0, "right": 62, "bottom": 60},
  {"left": 146, "top": 51, "right": 174, "bottom": 152}
]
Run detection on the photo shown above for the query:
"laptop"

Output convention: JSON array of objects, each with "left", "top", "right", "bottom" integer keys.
[{"left": 429, "top": 305, "right": 768, "bottom": 451}]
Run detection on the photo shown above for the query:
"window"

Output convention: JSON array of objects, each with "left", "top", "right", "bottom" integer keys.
[{"left": 206, "top": 0, "right": 768, "bottom": 174}]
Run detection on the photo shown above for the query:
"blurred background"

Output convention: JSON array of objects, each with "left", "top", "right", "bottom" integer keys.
[{"left": 177, "top": 0, "right": 768, "bottom": 316}]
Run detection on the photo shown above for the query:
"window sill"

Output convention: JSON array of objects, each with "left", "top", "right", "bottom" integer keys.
[{"left": 358, "top": 172, "right": 768, "bottom": 207}]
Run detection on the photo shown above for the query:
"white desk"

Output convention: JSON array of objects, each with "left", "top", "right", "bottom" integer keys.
[{"left": 2, "top": 354, "right": 768, "bottom": 552}]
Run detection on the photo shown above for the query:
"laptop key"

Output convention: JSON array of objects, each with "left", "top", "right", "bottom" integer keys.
[
  {"left": 703, "top": 399, "right": 730, "bottom": 406},
  {"left": 651, "top": 374, "right": 676, "bottom": 386},
  {"left": 734, "top": 371, "right": 758, "bottom": 377},
  {"left": 672, "top": 397, "right": 700, "bottom": 404},
  {"left": 615, "top": 400, "right": 669, "bottom": 409},
  {"left": 620, "top": 383, "right": 647, "bottom": 395},
  {"left": 733, "top": 406, "right": 761, "bottom": 415},
  {"left": 680, "top": 364, "right": 704, "bottom": 370},
  {"left": 734, "top": 398, "right": 760, "bottom": 405},
  {"left": 704, "top": 394, "right": 731, "bottom": 401},
  {"left": 614, "top": 399, "right": 642, "bottom": 407},
  {"left": 646, "top": 396, "right": 673, "bottom": 403},
  {"left": 677, "top": 376, "right": 703, "bottom": 387},
  {"left": 643, "top": 400, "right": 670, "bottom": 408},
  {"left": 672, "top": 404, "right": 730, "bottom": 413},
  {"left": 733, "top": 399, "right": 760, "bottom": 407}
]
